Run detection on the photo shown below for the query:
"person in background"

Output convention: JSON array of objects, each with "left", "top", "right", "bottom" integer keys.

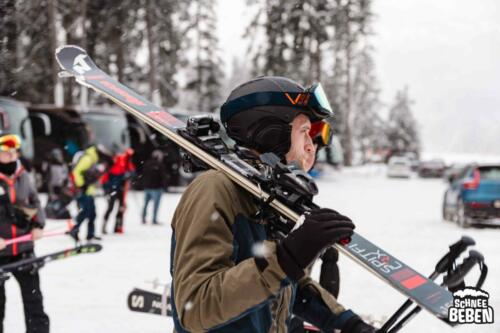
[
  {"left": 68, "top": 144, "right": 113, "bottom": 242},
  {"left": 46, "top": 148, "right": 69, "bottom": 199},
  {"left": 141, "top": 150, "right": 167, "bottom": 225},
  {"left": 44, "top": 148, "right": 72, "bottom": 220},
  {"left": 0, "top": 133, "right": 50, "bottom": 333},
  {"left": 101, "top": 148, "right": 135, "bottom": 234}
]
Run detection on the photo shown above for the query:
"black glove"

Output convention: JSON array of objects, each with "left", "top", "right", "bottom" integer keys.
[
  {"left": 341, "top": 315, "right": 378, "bottom": 333},
  {"left": 277, "top": 208, "right": 355, "bottom": 281}
]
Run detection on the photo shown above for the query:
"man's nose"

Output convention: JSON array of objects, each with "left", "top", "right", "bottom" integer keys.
[{"left": 305, "top": 137, "right": 314, "bottom": 152}]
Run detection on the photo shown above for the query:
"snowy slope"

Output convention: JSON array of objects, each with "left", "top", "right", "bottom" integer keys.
[{"left": 4, "top": 166, "right": 499, "bottom": 332}]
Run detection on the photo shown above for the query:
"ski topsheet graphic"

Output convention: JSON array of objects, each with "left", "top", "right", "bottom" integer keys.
[
  {"left": 55, "top": 45, "right": 454, "bottom": 324},
  {"left": 0, "top": 243, "right": 102, "bottom": 275},
  {"left": 128, "top": 287, "right": 172, "bottom": 317}
]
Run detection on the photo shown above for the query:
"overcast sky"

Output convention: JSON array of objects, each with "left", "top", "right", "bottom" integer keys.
[{"left": 217, "top": 0, "right": 500, "bottom": 155}]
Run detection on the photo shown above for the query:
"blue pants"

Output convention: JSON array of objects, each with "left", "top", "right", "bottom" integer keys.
[
  {"left": 142, "top": 189, "right": 162, "bottom": 223},
  {"left": 74, "top": 194, "right": 96, "bottom": 239}
]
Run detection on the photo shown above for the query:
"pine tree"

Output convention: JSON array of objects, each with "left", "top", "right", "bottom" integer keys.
[
  {"left": 386, "top": 87, "right": 420, "bottom": 157},
  {"left": 0, "top": 0, "right": 53, "bottom": 103},
  {"left": 245, "top": 0, "right": 378, "bottom": 165},
  {"left": 245, "top": 0, "right": 330, "bottom": 83},
  {"left": 0, "top": 0, "right": 19, "bottom": 96},
  {"left": 352, "top": 44, "right": 383, "bottom": 163},
  {"left": 183, "top": 0, "right": 224, "bottom": 113}
]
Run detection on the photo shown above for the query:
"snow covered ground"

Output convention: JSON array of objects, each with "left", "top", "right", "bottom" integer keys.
[{"left": 4, "top": 165, "right": 499, "bottom": 332}]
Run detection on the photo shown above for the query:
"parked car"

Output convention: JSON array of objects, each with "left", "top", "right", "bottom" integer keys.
[
  {"left": 443, "top": 163, "right": 468, "bottom": 182},
  {"left": 404, "top": 152, "right": 420, "bottom": 171},
  {"left": 387, "top": 156, "right": 412, "bottom": 178},
  {"left": 418, "top": 159, "right": 446, "bottom": 178},
  {"left": 442, "top": 164, "right": 500, "bottom": 227}
]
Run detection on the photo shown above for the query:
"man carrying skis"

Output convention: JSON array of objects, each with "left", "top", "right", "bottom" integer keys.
[
  {"left": 170, "top": 77, "right": 376, "bottom": 333},
  {"left": 0, "top": 133, "right": 50, "bottom": 333}
]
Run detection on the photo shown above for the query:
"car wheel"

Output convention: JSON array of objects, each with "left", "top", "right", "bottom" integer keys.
[{"left": 456, "top": 200, "right": 471, "bottom": 228}]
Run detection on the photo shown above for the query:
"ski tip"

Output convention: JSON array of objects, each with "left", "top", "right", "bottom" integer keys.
[
  {"left": 54, "top": 45, "right": 97, "bottom": 75},
  {"left": 55, "top": 44, "right": 87, "bottom": 56}
]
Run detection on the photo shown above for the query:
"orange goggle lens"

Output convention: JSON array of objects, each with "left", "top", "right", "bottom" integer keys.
[
  {"left": 0, "top": 134, "right": 21, "bottom": 151},
  {"left": 309, "top": 121, "right": 332, "bottom": 147}
]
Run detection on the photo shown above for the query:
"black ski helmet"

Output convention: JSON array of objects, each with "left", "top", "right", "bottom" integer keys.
[{"left": 220, "top": 76, "right": 333, "bottom": 157}]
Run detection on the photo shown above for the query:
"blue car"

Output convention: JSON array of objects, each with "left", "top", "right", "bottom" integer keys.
[{"left": 443, "top": 164, "right": 500, "bottom": 227}]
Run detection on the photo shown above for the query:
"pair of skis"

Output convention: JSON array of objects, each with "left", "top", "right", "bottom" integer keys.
[
  {"left": 126, "top": 236, "right": 486, "bottom": 333},
  {"left": 55, "top": 45, "right": 483, "bottom": 328}
]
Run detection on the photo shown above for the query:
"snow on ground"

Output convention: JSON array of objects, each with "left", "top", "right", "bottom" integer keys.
[{"left": 4, "top": 166, "right": 500, "bottom": 332}]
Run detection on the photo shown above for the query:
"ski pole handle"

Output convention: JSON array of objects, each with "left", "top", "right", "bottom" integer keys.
[
  {"left": 435, "top": 235, "right": 475, "bottom": 274},
  {"left": 4, "top": 224, "right": 73, "bottom": 246},
  {"left": 443, "top": 250, "right": 483, "bottom": 288}
]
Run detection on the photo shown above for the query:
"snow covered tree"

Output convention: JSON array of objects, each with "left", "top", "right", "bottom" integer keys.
[
  {"left": 141, "top": 0, "right": 191, "bottom": 107},
  {"left": 245, "top": 0, "right": 330, "bottom": 84},
  {"left": 385, "top": 87, "right": 420, "bottom": 157},
  {"left": 352, "top": 44, "right": 384, "bottom": 164},
  {"left": 327, "top": 0, "right": 375, "bottom": 166},
  {"left": 245, "top": 0, "right": 377, "bottom": 166},
  {"left": 0, "top": 0, "right": 54, "bottom": 103},
  {"left": 182, "top": 0, "right": 224, "bottom": 113},
  {"left": 0, "top": 0, "right": 19, "bottom": 97}
]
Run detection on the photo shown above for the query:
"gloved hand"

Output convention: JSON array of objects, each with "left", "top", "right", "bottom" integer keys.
[
  {"left": 341, "top": 315, "right": 378, "bottom": 333},
  {"left": 277, "top": 208, "right": 355, "bottom": 281},
  {"left": 31, "top": 228, "right": 44, "bottom": 241}
]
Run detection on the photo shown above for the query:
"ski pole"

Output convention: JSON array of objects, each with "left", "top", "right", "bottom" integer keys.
[
  {"left": 443, "top": 250, "right": 484, "bottom": 289},
  {"left": 379, "top": 236, "right": 475, "bottom": 332},
  {"left": 386, "top": 250, "right": 485, "bottom": 333},
  {"left": 4, "top": 221, "right": 74, "bottom": 246}
]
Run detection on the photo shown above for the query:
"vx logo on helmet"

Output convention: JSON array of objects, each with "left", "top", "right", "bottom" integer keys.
[{"left": 284, "top": 93, "right": 311, "bottom": 106}]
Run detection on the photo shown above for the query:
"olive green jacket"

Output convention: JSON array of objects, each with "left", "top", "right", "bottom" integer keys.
[{"left": 170, "top": 170, "right": 352, "bottom": 333}]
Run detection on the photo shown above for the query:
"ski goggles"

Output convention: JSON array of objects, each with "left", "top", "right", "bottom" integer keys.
[
  {"left": 0, "top": 134, "right": 21, "bottom": 152},
  {"left": 309, "top": 120, "right": 333, "bottom": 147},
  {"left": 221, "top": 83, "right": 334, "bottom": 122}
]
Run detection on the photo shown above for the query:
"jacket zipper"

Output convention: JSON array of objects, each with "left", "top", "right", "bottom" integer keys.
[{"left": 275, "top": 289, "right": 286, "bottom": 333}]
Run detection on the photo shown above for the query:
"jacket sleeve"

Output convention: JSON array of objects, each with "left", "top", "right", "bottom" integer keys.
[
  {"left": 293, "top": 277, "right": 355, "bottom": 331},
  {"left": 26, "top": 172, "right": 46, "bottom": 229},
  {"left": 172, "top": 171, "right": 289, "bottom": 332},
  {"left": 72, "top": 154, "right": 93, "bottom": 188}
]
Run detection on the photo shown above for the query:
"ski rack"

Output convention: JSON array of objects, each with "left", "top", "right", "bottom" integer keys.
[{"left": 55, "top": 45, "right": 459, "bottom": 326}]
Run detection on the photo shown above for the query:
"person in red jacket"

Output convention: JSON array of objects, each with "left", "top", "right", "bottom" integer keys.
[
  {"left": 0, "top": 133, "right": 49, "bottom": 333},
  {"left": 101, "top": 148, "right": 135, "bottom": 234}
]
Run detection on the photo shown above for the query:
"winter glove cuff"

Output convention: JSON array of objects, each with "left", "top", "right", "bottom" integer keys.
[
  {"left": 341, "top": 314, "right": 378, "bottom": 333},
  {"left": 276, "top": 242, "right": 305, "bottom": 281}
]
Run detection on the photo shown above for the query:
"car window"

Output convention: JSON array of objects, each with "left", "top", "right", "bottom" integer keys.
[
  {"left": 456, "top": 166, "right": 471, "bottom": 179},
  {"left": 479, "top": 166, "right": 500, "bottom": 180}
]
